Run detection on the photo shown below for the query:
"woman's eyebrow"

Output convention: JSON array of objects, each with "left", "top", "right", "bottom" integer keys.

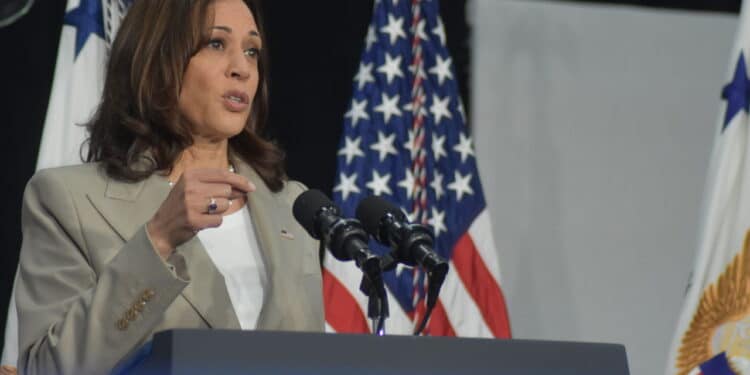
[{"left": 211, "top": 26, "right": 260, "bottom": 38}]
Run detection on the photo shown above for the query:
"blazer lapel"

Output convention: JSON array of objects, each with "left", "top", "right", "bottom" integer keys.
[
  {"left": 233, "top": 159, "right": 288, "bottom": 329},
  {"left": 86, "top": 172, "right": 240, "bottom": 329},
  {"left": 177, "top": 237, "right": 241, "bottom": 329},
  {"left": 86, "top": 173, "right": 169, "bottom": 243}
]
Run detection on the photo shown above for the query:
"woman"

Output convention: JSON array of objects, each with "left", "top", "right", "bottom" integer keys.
[{"left": 14, "top": 0, "right": 323, "bottom": 374}]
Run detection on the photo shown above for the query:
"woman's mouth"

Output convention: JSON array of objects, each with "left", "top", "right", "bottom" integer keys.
[{"left": 222, "top": 91, "right": 249, "bottom": 112}]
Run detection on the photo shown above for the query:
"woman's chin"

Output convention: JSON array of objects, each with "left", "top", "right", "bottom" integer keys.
[{"left": 192, "top": 128, "right": 246, "bottom": 143}]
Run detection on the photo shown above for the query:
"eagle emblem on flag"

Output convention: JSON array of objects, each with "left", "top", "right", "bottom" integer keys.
[{"left": 677, "top": 230, "right": 750, "bottom": 375}]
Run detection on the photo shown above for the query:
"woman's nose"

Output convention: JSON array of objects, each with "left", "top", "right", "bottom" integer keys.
[{"left": 228, "top": 52, "right": 250, "bottom": 80}]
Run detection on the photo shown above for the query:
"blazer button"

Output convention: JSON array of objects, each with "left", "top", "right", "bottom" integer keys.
[
  {"left": 143, "top": 289, "right": 156, "bottom": 301},
  {"left": 117, "top": 319, "right": 129, "bottom": 331},
  {"left": 126, "top": 308, "right": 138, "bottom": 321}
]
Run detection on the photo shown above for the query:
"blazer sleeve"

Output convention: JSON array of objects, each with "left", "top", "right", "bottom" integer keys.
[{"left": 16, "top": 170, "right": 189, "bottom": 375}]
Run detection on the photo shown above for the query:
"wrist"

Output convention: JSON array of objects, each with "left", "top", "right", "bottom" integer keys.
[{"left": 146, "top": 220, "right": 174, "bottom": 259}]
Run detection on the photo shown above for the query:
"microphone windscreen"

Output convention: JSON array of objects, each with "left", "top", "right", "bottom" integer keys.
[
  {"left": 355, "top": 195, "right": 404, "bottom": 236},
  {"left": 292, "top": 189, "right": 333, "bottom": 238}
]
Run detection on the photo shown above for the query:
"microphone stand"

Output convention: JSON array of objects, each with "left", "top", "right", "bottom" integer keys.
[
  {"left": 328, "top": 219, "right": 389, "bottom": 335},
  {"left": 359, "top": 257, "right": 389, "bottom": 335}
]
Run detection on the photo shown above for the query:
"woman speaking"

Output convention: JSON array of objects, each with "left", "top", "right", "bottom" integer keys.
[{"left": 14, "top": 0, "right": 323, "bottom": 373}]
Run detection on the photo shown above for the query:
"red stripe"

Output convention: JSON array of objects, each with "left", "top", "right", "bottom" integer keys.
[
  {"left": 452, "top": 233, "right": 512, "bottom": 338},
  {"left": 427, "top": 300, "right": 456, "bottom": 336},
  {"left": 322, "top": 268, "right": 369, "bottom": 333}
]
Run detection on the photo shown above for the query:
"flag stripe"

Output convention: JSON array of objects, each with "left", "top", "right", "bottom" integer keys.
[
  {"left": 322, "top": 268, "right": 370, "bottom": 333},
  {"left": 384, "top": 286, "right": 415, "bottom": 333},
  {"left": 426, "top": 300, "right": 456, "bottom": 336},
  {"left": 467, "top": 210, "right": 503, "bottom": 285},
  {"left": 440, "top": 260, "right": 493, "bottom": 338},
  {"left": 452, "top": 230, "right": 512, "bottom": 338}
]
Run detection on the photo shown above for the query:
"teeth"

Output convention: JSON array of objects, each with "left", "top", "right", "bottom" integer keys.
[{"left": 228, "top": 95, "right": 242, "bottom": 103}]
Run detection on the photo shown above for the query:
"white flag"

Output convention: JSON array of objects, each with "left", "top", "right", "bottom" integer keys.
[
  {"left": 666, "top": 3, "right": 750, "bottom": 375},
  {"left": 1, "top": 0, "right": 131, "bottom": 368}
]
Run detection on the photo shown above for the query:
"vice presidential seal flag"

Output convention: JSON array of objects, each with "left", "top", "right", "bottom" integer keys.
[
  {"left": 667, "top": 3, "right": 750, "bottom": 375},
  {"left": 324, "top": 0, "right": 511, "bottom": 337},
  {"left": 1, "top": 0, "right": 132, "bottom": 369}
]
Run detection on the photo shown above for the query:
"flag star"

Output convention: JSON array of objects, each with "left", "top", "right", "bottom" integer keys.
[
  {"left": 374, "top": 93, "right": 403, "bottom": 124},
  {"left": 413, "top": 19, "right": 429, "bottom": 42},
  {"left": 432, "top": 18, "right": 447, "bottom": 46},
  {"left": 338, "top": 136, "right": 365, "bottom": 164},
  {"left": 453, "top": 133, "right": 475, "bottom": 163},
  {"left": 403, "top": 129, "right": 419, "bottom": 160},
  {"left": 370, "top": 131, "right": 399, "bottom": 161},
  {"left": 64, "top": 0, "right": 106, "bottom": 59},
  {"left": 405, "top": 210, "right": 417, "bottom": 223},
  {"left": 398, "top": 168, "right": 416, "bottom": 199},
  {"left": 354, "top": 62, "right": 375, "bottom": 90},
  {"left": 722, "top": 53, "right": 750, "bottom": 131},
  {"left": 377, "top": 53, "right": 405, "bottom": 84},
  {"left": 344, "top": 99, "right": 369, "bottom": 127},
  {"left": 431, "top": 170, "right": 445, "bottom": 199},
  {"left": 380, "top": 14, "right": 406, "bottom": 45},
  {"left": 365, "top": 25, "right": 378, "bottom": 51},
  {"left": 429, "top": 208, "right": 447, "bottom": 237},
  {"left": 432, "top": 134, "right": 447, "bottom": 161},
  {"left": 334, "top": 172, "right": 361, "bottom": 200},
  {"left": 366, "top": 170, "right": 393, "bottom": 196},
  {"left": 430, "top": 94, "right": 452, "bottom": 125},
  {"left": 447, "top": 170, "right": 474, "bottom": 201},
  {"left": 457, "top": 100, "right": 467, "bottom": 123},
  {"left": 429, "top": 55, "right": 454, "bottom": 86},
  {"left": 395, "top": 263, "right": 411, "bottom": 278}
]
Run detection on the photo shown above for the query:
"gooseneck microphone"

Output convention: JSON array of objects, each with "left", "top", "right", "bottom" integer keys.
[
  {"left": 293, "top": 189, "right": 389, "bottom": 335},
  {"left": 355, "top": 196, "right": 448, "bottom": 275},
  {"left": 355, "top": 195, "right": 449, "bottom": 335},
  {"left": 293, "top": 189, "right": 378, "bottom": 269}
]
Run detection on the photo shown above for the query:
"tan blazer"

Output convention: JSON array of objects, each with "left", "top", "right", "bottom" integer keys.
[{"left": 15, "top": 158, "right": 324, "bottom": 375}]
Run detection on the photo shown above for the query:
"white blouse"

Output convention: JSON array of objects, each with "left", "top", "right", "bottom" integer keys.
[{"left": 196, "top": 205, "right": 267, "bottom": 329}]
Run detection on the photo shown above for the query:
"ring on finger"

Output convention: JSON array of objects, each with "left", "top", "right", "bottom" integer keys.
[{"left": 207, "top": 197, "right": 218, "bottom": 214}]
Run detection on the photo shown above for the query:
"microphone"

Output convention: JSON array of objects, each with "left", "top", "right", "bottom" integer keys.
[
  {"left": 356, "top": 196, "right": 448, "bottom": 275},
  {"left": 292, "top": 189, "right": 379, "bottom": 272},
  {"left": 293, "top": 190, "right": 390, "bottom": 334}
]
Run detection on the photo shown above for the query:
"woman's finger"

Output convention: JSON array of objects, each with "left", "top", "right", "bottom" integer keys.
[
  {"left": 192, "top": 168, "right": 255, "bottom": 192},
  {"left": 202, "top": 197, "right": 232, "bottom": 215},
  {"left": 199, "top": 183, "right": 245, "bottom": 200}
]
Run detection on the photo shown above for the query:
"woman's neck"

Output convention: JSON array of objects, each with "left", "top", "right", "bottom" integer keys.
[{"left": 168, "top": 140, "right": 231, "bottom": 182}]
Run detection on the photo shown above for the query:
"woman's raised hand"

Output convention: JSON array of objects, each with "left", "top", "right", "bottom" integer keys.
[{"left": 146, "top": 168, "right": 255, "bottom": 259}]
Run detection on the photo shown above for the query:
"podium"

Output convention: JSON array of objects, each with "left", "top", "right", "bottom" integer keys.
[{"left": 122, "top": 329, "right": 629, "bottom": 374}]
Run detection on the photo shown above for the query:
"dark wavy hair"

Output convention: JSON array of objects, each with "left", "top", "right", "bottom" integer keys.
[{"left": 85, "top": 0, "right": 285, "bottom": 191}]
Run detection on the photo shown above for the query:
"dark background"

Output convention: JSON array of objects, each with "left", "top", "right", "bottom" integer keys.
[{"left": 0, "top": 0, "right": 741, "bottom": 356}]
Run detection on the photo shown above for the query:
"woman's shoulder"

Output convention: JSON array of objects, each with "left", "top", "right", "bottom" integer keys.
[
  {"left": 276, "top": 179, "right": 308, "bottom": 207},
  {"left": 27, "top": 163, "right": 109, "bottom": 194}
]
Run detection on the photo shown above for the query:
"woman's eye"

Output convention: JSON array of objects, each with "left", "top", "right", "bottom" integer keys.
[
  {"left": 208, "top": 39, "right": 224, "bottom": 50},
  {"left": 245, "top": 48, "right": 260, "bottom": 58}
]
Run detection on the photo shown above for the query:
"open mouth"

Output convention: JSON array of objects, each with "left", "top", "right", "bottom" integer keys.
[
  {"left": 222, "top": 90, "right": 250, "bottom": 111},
  {"left": 224, "top": 91, "right": 249, "bottom": 104}
]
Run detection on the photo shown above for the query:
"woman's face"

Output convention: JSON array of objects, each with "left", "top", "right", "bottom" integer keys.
[{"left": 178, "top": 0, "right": 261, "bottom": 142}]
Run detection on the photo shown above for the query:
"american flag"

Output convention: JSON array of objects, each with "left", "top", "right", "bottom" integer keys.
[{"left": 324, "top": 0, "right": 511, "bottom": 338}]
